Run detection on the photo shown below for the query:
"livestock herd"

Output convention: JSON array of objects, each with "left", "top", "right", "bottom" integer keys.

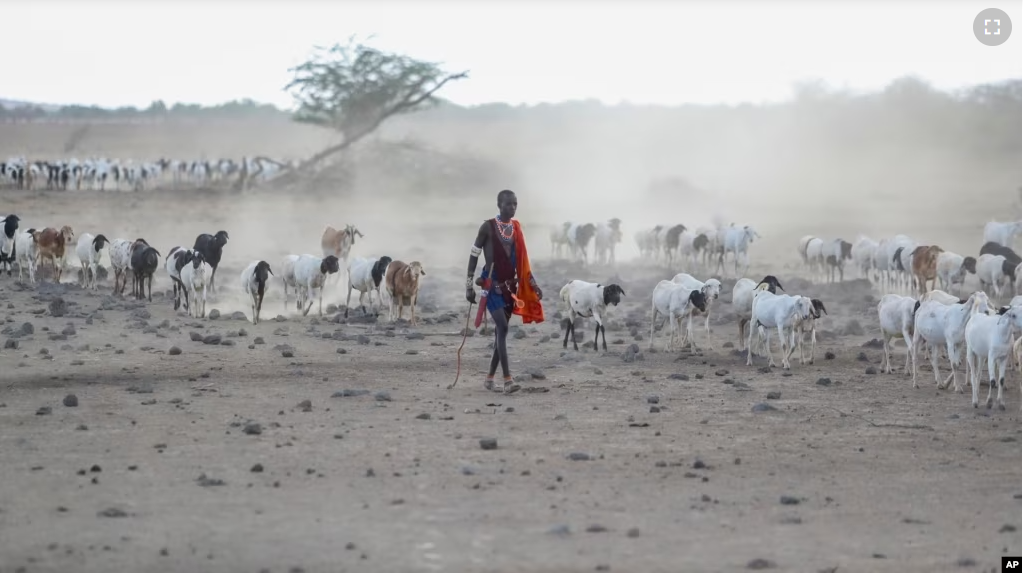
[
  {"left": 1, "top": 200, "right": 1021, "bottom": 410},
  {"left": 551, "top": 216, "right": 1023, "bottom": 411},
  {"left": 0, "top": 155, "right": 292, "bottom": 192}
]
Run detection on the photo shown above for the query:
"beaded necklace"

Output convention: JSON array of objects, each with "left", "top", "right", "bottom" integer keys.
[{"left": 495, "top": 213, "right": 514, "bottom": 245}]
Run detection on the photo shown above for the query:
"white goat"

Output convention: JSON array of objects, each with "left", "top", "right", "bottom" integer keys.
[
  {"left": 559, "top": 280, "right": 626, "bottom": 351},
  {"left": 718, "top": 225, "right": 759, "bottom": 277},
  {"left": 345, "top": 256, "right": 392, "bottom": 319},
  {"left": 911, "top": 291, "right": 992, "bottom": 391},
  {"left": 0, "top": 214, "right": 21, "bottom": 276},
  {"left": 982, "top": 220, "right": 1022, "bottom": 248},
  {"left": 877, "top": 294, "right": 920, "bottom": 375},
  {"left": 965, "top": 305, "right": 1022, "bottom": 409},
  {"left": 976, "top": 254, "right": 1016, "bottom": 300},
  {"left": 746, "top": 291, "right": 815, "bottom": 369},
  {"left": 14, "top": 228, "right": 38, "bottom": 283},
  {"left": 75, "top": 233, "right": 109, "bottom": 290},
  {"left": 671, "top": 273, "right": 722, "bottom": 349},
  {"left": 731, "top": 275, "right": 784, "bottom": 351},
  {"left": 649, "top": 280, "right": 708, "bottom": 352},
  {"left": 851, "top": 236, "right": 879, "bottom": 283},
  {"left": 593, "top": 219, "right": 623, "bottom": 266},
  {"left": 294, "top": 254, "right": 341, "bottom": 317},
  {"left": 280, "top": 254, "right": 301, "bottom": 311},
  {"left": 792, "top": 298, "right": 828, "bottom": 365},
  {"left": 179, "top": 253, "right": 210, "bottom": 319},
  {"left": 935, "top": 251, "right": 977, "bottom": 296},
  {"left": 240, "top": 260, "right": 274, "bottom": 325}
]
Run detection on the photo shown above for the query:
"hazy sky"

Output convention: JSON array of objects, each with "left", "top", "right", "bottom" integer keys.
[{"left": 3, "top": 0, "right": 1020, "bottom": 109}]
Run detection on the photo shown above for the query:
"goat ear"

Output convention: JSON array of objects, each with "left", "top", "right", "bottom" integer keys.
[{"left": 420, "top": 268, "right": 426, "bottom": 276}]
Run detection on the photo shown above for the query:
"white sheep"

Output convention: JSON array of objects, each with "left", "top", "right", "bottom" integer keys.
[
  {"left": 792, "top": 298, "right": 828, "bottom": 365},
  {"left": 180, "top": 253, "right": 210, "bottom": 319},
  {"left": 294, "top": 254, "right": 341, "bottom": 317},
  {"left": 0, "top": 214, "right": 21, "bottom": 276},
  {"left": 593, "top": 218, "right": 623, "bottom": 266},
  {"left": 935, "top": 251, "right": 977, "bottom": 296},
  {"left": 982, "top": 220, "right": 1022, "bottom": 248},
  {"left": 559, "top": 280, "right": 626, "bottom": 351},
  {"left": 731, "top": 275, "right": 784, "bottom": 351},
  {"left": 344, "top": 256, "right": 393, "bottom": 319},
  {"left": 718, "top": 225, "right": 759, "bottom": 278},
  {"left": 165, "top": 246, "right": 194, "bottom": 312},
  {"left": 14, "top": 228, "right": 38, "bottom": 283},
  {"left": 76, "top": 233, "right": 109, "bottom": 290},
  {"left": 671, "top": 272, "right": 722, "bottom": 349},
  {"left": 240, "top": 260, "right": 275, "bottom": 325},
  {"left": 280, "top": 254, "right": 301, "bottom": 311},
  {"left": 965, "top": 305, "right": 1022, "bottom": 409},
  {"left": 877, "top": 294, "right": 920, "bottom": 375},
  {"left": 911, "top": 291, "right": 993, "bottom": 392},
  {"left": 649, "top": 280, "right": 708, "bottom": 353},
  {"left": 746, "top": 290, "right": 815, "bottom": 369},
  {"left": 850, "top": 236, "right": 879, "bottom": 283},
  {"left": 976, "top": 254, "right": 1016, "bottom": 300}
]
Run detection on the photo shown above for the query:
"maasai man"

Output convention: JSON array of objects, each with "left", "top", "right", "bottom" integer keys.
[{"left": 466, "top": 189, "right": 545, "bottom": 393}]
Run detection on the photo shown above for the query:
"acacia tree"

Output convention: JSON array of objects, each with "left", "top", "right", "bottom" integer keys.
[{"left": 282, "top": 37, "right": 468, "bottom": 176}]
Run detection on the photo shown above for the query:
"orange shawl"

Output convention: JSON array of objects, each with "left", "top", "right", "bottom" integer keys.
[{"left": 512, "top": 220, "right": 544, "bottom": 324}]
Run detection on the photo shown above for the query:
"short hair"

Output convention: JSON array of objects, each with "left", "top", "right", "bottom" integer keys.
[{"left": 497, "top": 189, "right": 516, "bottom": 202}]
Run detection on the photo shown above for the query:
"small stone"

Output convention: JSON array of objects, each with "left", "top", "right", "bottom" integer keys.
[
  {"left": 747, "top": 558, "right": 776, "bottom": 570},
  {"left": 208, "top": 309, "right": 221, "bottom": 320},
  {"left": 251, "top": 464, "right": 264, "bottom": 473},
  {"left": 189, "top": 332, "right": 203, "bottom": 342},
  {"left": 243, "top": 423, "right": 262, "bottom": 435},
  {"left": 282, "top": 350, "right": 294, "bottom": 358},
  {"left": 254, "top": 337, "right": 265, "bottom": 344},
  {"left": 751, "top": 403, "right": 776, "bottom": 412},
  {"left": 63, "top": 394, "right": 78, "bottom": 407},
  {"left": 646, "top": 395, "right": 659, "bottom": 404},
  {"left": 374, "top": 391, "right": 391, "bottom": 402},
  {"left": 585, "top": 524, "right": 608, "bottom": 533},
  {"left": 765, "top": 391, "right": 781, "bottom": 400},
  {"left": 202, "top": 334, "right": 221, "bottom": 345},
  {"left": 779, "top": 495, "right": 800, "bottom": 505},
  {"left": 668, "top": 373, "right": 689, "bottom": 381},
  {"left": 479, "top": 438, "right": 498, "bottom": 450},
  {"left": 714, "top": 369, "right": 728, "bottom": 376},
  {"left": 168, "top": 346, "right": 182, "bottom": 356},
  {"left": 567, "top": 452, "right": 591, "bottom": 461},
  {"left": 336, "top": 347, "right": 347, "bottom": 354},
  {"left": 415, "top": 413, "right": 431, "bottom": 420},
  {"left": 626, "top": 528, "right": 640, "bottom": 538},
  {"left": 865, "top": 366, "right": 878, "bottom": 375},
  {"left": 36, "top": 406, "right": 52, "bottom": 416},
  {"left": 296, "top": 400, "right": 312, "bottom": 412},
  {"left": 90, "top": 464, "right": 102, "bottom": 473},
  {"left": 692, "top": 459, "right": 706, "bottom": 469},
  {"left": 815, "top": 377, "right": 832, "bottom": 386},
  {"left": 97, "top": 507, "right": 128, "bottom": 518},
  {"left": 649, "top": 406, "right": 660, "bottom": 413},
  {"left": 824, "top": 351, "right": 836, "bottom": 360}
]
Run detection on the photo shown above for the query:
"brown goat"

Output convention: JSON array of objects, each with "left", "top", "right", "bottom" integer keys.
[
  {"left": 384, "top": 260, "right": 426, "bottom": 326},
  {"left": 36, "top": 225, "right": 75, "bottom": 282},
  {"left": 321, "top": 224, "right": 363, "bottom": 285},
  {"left": 911, "top": 244, "right": 944, "bottom": 294}
]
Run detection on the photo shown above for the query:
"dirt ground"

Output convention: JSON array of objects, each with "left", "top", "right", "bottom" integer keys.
[{"left": 0, "top": 187, "right": 1020, "bottom": 574}]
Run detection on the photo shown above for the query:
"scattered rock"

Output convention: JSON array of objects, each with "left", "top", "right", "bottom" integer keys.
[
  {"left": 816, "top": 377, "right": 832, "bottom": 386},
  {"left": 243, "top": 423, "right": 262, "bottom": 435},
  {"left": 479, "top": 438, "right": 498, "bottom": 450},
  {"left": 49, "top": 297, "right": 68, "bottom": 317},
  {"left": 63, "top": 394, "right": 78, "bottom": 407},
  {"left": 646, "top": 395, "right": 659, "bottom": 404},
  {"left": 168, "top": 346, "right": 182, "bottom": 356},
  {"left": 332, "top": 389, "right": 371, "bottom": 398},
  {"left": 36, "top": 406, "right": 52, "bottom": 416},
  {"left": 626, "top": 528, "right": 640, "bottom": 538},
  {"left": 746, "top": 558, "right": 776, "bottom": 570},
  {"left": 824, "top": 351, "right": 836, "bottom": 360},
  {"left": 296, "top": 400, "right": 312, "bottom": 412},
  {"left": 865, "top": 366, "right": 878, "bottom": 375},
  {"left": 567, "top": 452, "right": 591, "bottom": 461},
  {"left": 374, "top": 391, "right": 391, "bottom": 402},
  {"left": 668, "top": 373, "right": 689, "bottom": 381},
  {"left": 779, "top": 495, "right": 800, "bottom": 505},
  {"left": 751, "top": 403, "right": 776, "bottom": 413},
  {"left": 251, "top": 464, "right": 264, "bottom": 473},
  {"left": 415, "top": 413, "right": 431, "bottom": 420},
  {"left": 208, "top": 309, "right": 221, "bottom": 320},
  {"left": 202, "top": 334, "right": 221, "bottom": 345},
  {"left": 765, "top": 391, "right": 781, "bottom": 400},
  {"left": 585, "top": 524, "right": 608, "bottom": 533},
  {"left": 97, "top": 507, "right": 128, "bottom": 518}
]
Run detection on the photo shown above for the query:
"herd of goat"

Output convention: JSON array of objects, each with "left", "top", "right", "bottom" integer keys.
[
  {"left": 0, "top": 155, "right": 291, "bottom": 191},
  {"left": 0, "top": 204, "right": 1020, "bottom": 409}
]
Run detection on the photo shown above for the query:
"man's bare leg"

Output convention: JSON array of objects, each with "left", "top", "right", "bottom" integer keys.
[{"left": 487, "top": 307, "right": 520, "bottom": 393}]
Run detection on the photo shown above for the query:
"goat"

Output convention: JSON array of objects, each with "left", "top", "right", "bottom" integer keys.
[
  {"left": 280, "top": 254, "right": 301, "bottom": 312},
  {"left": 180, "top": 252, "right": 210, "bottom": 319},
  {"left": 384, "top": 260, "right": 426, "bottom": 325},
  {"left": 649, "top": 280, "right": 708, "bottom": 353},
  {"left": 240, "top": 260, "right": 274, "bottom": 324},
  {"left": 593, "top": 218, "right": 623, "bottom": 265},
  {"left": 193, "top": 230, "right": 229, "bottom": 293},
  {"left": 979, "top": 241, "right": 1021, "bottom": 267},
  {"left": 965, "top": 305, "right": 1022, "bottom": 409},
  {"left": 661, "top": 224, "right": 687, "bottom": 267},
  {"left": 671, "top": 273, "right": 722, "bottom": 349},
  {"left": 851, "top": 236, "right": 879, "bottom": 283},
  {"left": 976, "top": 254, "right": 1017, "bottom": 300},
  {"left": 718, "top": 225, "right": 759, "bottom": 278},
  {"left": 559, "top": 280, "right": 626, "bottom": 351},
  {"left": 108, "top": 238, "right": 147, "bottom": 296},
  {"left": 35, "top": 226, "right": 74, "bottom": 282},
  {"left": 566, "top": 223, "right": 597, "bottom": 264},
  {"left": 0, "top": 214, "right": 21, "bottom": 276},
  {"left": 75, "top": 233, "right": 109, "bottom": 290},
  {"left": 823, "top": 239, "right": 853, "bottom": 283},
  {"left": 550, "top": 223, "right": 571, "bottom": 259},
  {"left": 321, "top": 224, "right": 363, "bottom": 286},
  {"left": 345, "top": 256, "right": 393, "bottom": 319},
  {"left": 910, "top": 245, "right": 944, "bottom": 295},
  {"left": 747, "top": 291, "right": 815, "bottom": 369},
  {"left": 130, "top": 242, "right": 161, "bottom": 302},
  {"left": 14, "top": 228, "right": 39, "bottom": 283},
  {"left": 911, "top": 291, "right": 993, "bottom": 392},
  {"left": 731, "top": 275, "right": 784, "bottom": 351},
  {"left": 982, "top": 220, "right": 1022, "bottom": 249},
  {"left": 294, "top": 254, "right": 341, "bottom": 317},
  {"left": 877, "top": 294, "right": 920, "bottom": 375},
  {"left": 793, "top": 298, "right": 827, "bottom": 365},
  {"left": 935, "top": 251, "right": 977, "bottom": 296},
  {"left": 165, "top": 246, "right": 194, "bottom": 311}
]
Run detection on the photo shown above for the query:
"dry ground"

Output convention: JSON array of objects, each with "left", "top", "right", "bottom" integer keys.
[{"left": 0, "top": 188, "right": 1020, "bottom": 573}]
